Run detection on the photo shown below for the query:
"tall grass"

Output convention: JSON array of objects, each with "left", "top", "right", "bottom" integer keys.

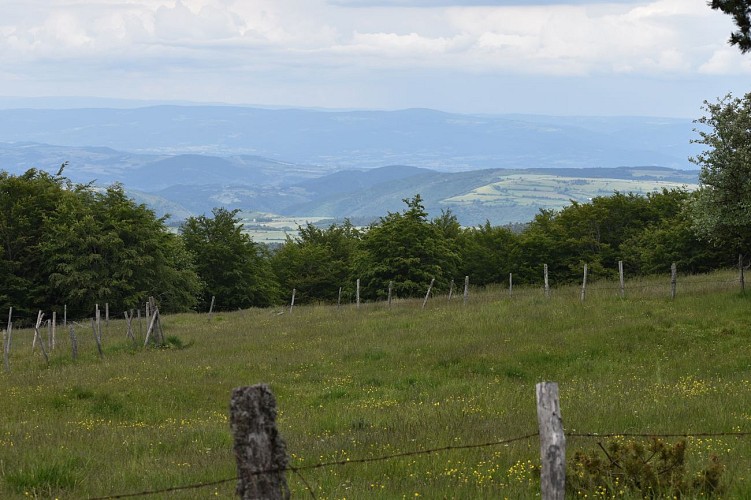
[{"left": 1, "top": 269, "right": 750, "bottom": 498}]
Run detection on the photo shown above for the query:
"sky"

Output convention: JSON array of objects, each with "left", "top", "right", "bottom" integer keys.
[{"left": 0, "top": 0, "right": 749, "bottom": 117}]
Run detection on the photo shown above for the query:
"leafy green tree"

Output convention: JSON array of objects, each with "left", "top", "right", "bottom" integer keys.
[
  {"left": 690, "top": 93, "right": 751, "bottom": 263},
  {"left": 1, "top": 169, "right": 201, "bottom": 318},
  {"left": 622, "top": 196, "right": 733, "bottom": 276},
  {"left": 710, "top": 0, "right": 751, "bottom": 53},
  {"left": 355, "top": 195, "right": 459, "bottom": 300},
  {"left": 458, "top": 222, "right": 520, "bottom": 286},
  {"left": 181, "top": 208, "right": 280, "bottom": 310},
  {"left": 0, "top": 169, "right": 68, "bottom": 317},
  {"left": 271, "top": 220, "right": 361, "bottom": 304}
]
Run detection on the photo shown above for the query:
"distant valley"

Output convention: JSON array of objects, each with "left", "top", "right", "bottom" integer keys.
[{"left": 0, "top": 104, "right": 702, "bottom": 238}]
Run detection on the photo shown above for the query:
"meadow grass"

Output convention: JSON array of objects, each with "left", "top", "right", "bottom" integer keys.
[{"left": 1, "top": 269, "right": 751, "bottom": 498}]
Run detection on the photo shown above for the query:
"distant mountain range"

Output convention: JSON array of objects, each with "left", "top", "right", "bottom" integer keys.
[{"left": 0, "top": 104, "right": 703, "bottom": 226}]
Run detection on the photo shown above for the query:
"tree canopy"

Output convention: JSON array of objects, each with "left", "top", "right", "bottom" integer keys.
[
  {"left": 181, "top": 208, "right": 280, "bottom": 311},
  {"left": 0, "top": 169, "right": 201, "bottom": 319},
  {"left": 690, "top": 93, "right": 751, "bottom": 258},
  {"left": 710, "top": 0, "right": 751, "bottom": 53}
]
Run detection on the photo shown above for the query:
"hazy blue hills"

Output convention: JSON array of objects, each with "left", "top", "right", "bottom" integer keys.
[
  {"left": 0, "top": 103, "right": 703, "bottom": 227},
  {"left": 0, "top": 105, "right": 700, "bottom": 171}
]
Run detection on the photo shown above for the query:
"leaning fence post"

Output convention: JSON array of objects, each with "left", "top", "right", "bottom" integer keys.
[
  {"left": 208, "top": 295, "right": 216, "bottom": 318},
  {"left": 536, "top": 381, "right": 566, "bottom": 500},
  {"left": 230, "top": 384, "right": 290, "bottom": 500},
  {"left": 289, "top": 289, "right": 296, "bottom": 314},
  {"left": 422, "top": 278, "right": 435, "bottom": 310},
  {"left": 671, "top": 263, "right": 677, "bottom": 300}
]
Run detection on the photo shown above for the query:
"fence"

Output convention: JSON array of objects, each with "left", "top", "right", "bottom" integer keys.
[
  {"left": 83, "top": 382, "right": 748, "bottom": 499},
  {"left": 2, "top": 265, "right": 745, "bottom": 372}
]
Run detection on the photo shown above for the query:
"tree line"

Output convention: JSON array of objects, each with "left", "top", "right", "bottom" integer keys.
[{"left": 1, "top": 92, "right": 749, "bottom": 317}]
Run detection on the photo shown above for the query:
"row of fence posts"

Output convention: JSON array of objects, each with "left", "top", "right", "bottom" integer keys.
[
  {"left": 280, "top": 260, "right": 741, "bottom": 313},
  {"left": 229, "top": 381, "right": 566, "bottom": 499},
  {"left": 3, "top": 297, "right": 164, "bottom": 372}
]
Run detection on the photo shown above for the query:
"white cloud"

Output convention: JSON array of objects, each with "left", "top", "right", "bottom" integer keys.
[{"left": 0, "top": 0, "right": 747, "bottom": 115}]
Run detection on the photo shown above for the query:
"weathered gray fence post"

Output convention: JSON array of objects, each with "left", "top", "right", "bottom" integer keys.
[
  {"left": 509, "top": 273, "right": 513, "bottom": 297},
  {"left": 63, "top": 304, "right": 67, "bottom": 327},
  {"left": 289, "top": 289, "right": 296, "bottom": 314},
  {"left": 230, "top": 384, "right": 290, "bottom": 500},
  {"left": 448, "top": 279, "right": 454, "bottom": 302},
  {"left": 580, "top": 264, "right": 587, "bottom": 303},
  {"left": 356, "top": 279, "right": 361, "bottom": 309},
  {"left": 739, "top": 254, "right": 745, "bottom": 294},
  {"left": 536, "top": 381, "right": 566, "bottom": 500},
  {"left": 544, "top": 264, "right": 550, "bottom": 298},
  {"left": 4, "top": 307, "right": 12, "bottom": 372},
  {"left": 208, "top": 295, "right": 216, "bottom": 317},
  {"left": 2, "top": 328, "right": 6, "bottom": 372},
  {"left": 463, "top": 275, "right": 469, "bottom": 305},
  {"left": 422, "top": 278, "right": 435, "bottom": 310},
  {"left": 92, "top": 318, "right": 104, "bottom": 358},
  {"left": 105, "top": 302, "right": 109, "bottom": 327},
  {"left": 618, "top": 260, "right": 625, "bottom": 298},
  {"left": 337, "top": 287, "right": 342, "bottom": 309},
  {"left": 51, "top": 311, "right": 57, "bottom": 350},
  {"left": 388, "top": 281, "right": 394, "bottom": 308},
  {"left": 670, "top": 263, "right": 677, "bottom": 300},
  {"left": 69, "top": 325, "right": 78, "bottom": 361}
]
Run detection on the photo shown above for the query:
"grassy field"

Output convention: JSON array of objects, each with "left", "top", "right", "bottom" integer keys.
[{"left": 1, "top": 270, "right": 750, "bottom": 499}]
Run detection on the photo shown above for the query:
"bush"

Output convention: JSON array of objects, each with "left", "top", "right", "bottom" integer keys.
[{"left": 568, "top": 437, "right": 724, "bottom": 498}]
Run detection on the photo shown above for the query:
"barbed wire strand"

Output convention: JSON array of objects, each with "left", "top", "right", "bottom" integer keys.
[
  {"left": 87, "top": 429, "right": 751, "bottom": 499},
  {"left": 569, "top": 431, "right": 751, "bottom": 439},
  {"left": 87, "top": 432, "right": 539, "bottom": 499}
]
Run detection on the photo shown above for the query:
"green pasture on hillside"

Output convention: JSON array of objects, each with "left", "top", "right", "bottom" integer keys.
[{"left": 1, "top": 270, "right": 751, "bottom": 499}]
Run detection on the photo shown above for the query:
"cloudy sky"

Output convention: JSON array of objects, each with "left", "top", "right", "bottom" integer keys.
[{"left": 0, "top": 0, "right": 749, "bottom": 117}]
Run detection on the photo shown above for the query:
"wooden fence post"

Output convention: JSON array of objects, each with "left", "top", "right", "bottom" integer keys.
[
  {"left": 289, "top": 289, "right": 296, "bottom": 314},
  {"left": 4, "top": 307, "right": 12, "bottom": 372},
  {"left": 337, "top": 287, "right": 342, "bottom": 309},
  {"left": 536, "top": 381, "right": 566, "bottom": 500},
  {"left": 208, "top": 295, "right": 216, "bottom": 317},
  {"left": 448, "top": 279, "right": 454, "bottom": 302},
  {"left": 422, "top": 278, "right": 435, "bottom": 310},
  {"left": 105, "top": 302, "right": 109, "bottom": 327},
  {"left": 356, "top": 279, "right": 361, "bottom": 309},
  {"left": 509, "top": 273, "right": 513, "bottom": 297},
  {"left": 388, "top": 281, "right": 394, "bottom": 308},
  {"left": 580, "top": 264, "right": 587, "bottom": 303},
  {"left": 619, "top": 260, "right": 625, "bottom": 298},
  {"left": 463, "top": 276, "right": 469, "bottom": 305},
  {"left": 92, "top": 318, "right": 104, "bottom": 358},
  {"left": 63, "top": 304, "right": 67, "bottom": 328},
  {"left": 51, "top": 312, "right": 57, "bottom": 350},
  {"left": 739, "top": 254, "right": 745, "bottom": 294},
  {"left": 230, "top": 384, "right": 290, "bottom": 500},
  {"left": 544, "top": 264, "right": 550, "bottom": 298},
  {"left": 69, "top": 325, "right": 78, "bottom": 361},
  {"left": 671, "top": 263, "right": 677, "bottom": 300}
]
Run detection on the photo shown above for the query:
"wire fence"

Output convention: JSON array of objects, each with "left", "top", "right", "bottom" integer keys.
[{"left": 85, "top": 429, "right": 751, "bottom": 499}]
